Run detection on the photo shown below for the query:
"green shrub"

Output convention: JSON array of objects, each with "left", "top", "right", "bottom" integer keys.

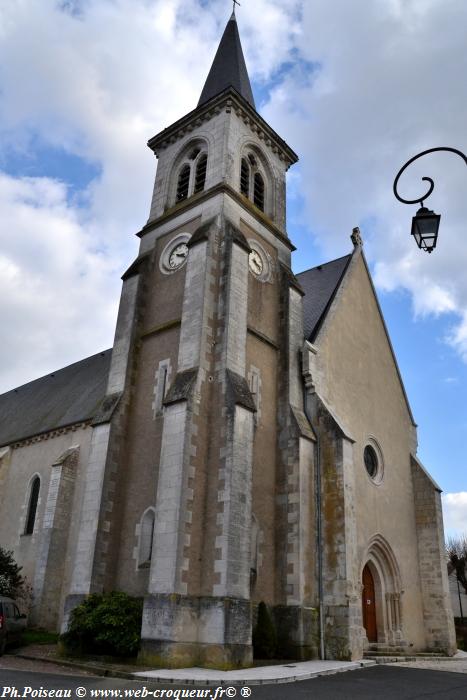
[
  {"left": 61, "top": 592, "right": 143, "bottom": 658},
  {"left": 253, "top": 601, "right": 277, "bottom": 659},
  {"left": 0, "top": 548, "right": 25, "bottom": 598}
]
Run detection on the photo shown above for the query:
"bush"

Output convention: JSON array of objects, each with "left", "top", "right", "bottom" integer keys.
[
  {"left": 0, "top": 548, "right": 25, "bottom": 598},
  {"left": 253, "top": 601, "right": 277, "bottom": 659},
  {"left": 61, "top": 592, "right": 143, "bottom": 658}
]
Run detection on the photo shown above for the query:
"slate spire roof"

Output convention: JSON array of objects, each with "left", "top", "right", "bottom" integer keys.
[{"left": 198, "top": 12, "right": 256, "bottom": 109}]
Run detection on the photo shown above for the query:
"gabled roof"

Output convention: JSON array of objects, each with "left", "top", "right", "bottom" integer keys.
[
  {"left": 0, "top": 349, "right": 112, "bottom": 448},
  {"left": 198, "top": 13, "right": 255, "bottom": 109},
  {"left": 297, "top": 254, "right": 352, "bottom": 342}
]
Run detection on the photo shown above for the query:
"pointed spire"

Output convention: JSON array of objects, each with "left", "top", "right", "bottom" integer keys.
[{"left": 198, "top": 13, "right": 256, "bottom": 109}]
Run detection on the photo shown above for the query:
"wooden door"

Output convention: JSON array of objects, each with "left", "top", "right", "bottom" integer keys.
[{"left": 362, "top": 564, "right": 377, "bottom": 642}]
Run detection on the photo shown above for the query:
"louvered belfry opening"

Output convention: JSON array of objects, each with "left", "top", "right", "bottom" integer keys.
[
  {"left": 254, "top": 172, "right": 265, "bottom": 211},
  {"left": 194, "top": 154, "right": 208, "bottom": 194},
  {"left": 176, "top": 164, "right": 191, "bottom": 202},
  {"left": 241, "top": 158, "right": 250, "bottom": 197}
]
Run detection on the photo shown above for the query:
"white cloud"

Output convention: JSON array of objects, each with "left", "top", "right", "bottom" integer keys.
[
  {"left": 263, "top": 0, "right": 467, "bottom": 359},
  {"left": 447, "top": 313, "right": 467, "bottom": 363},
  {"left": 1, "top": 0, "right": 467, "bottom": 395},
  {"left": 443, "top": 493, "right": 467, "bottom": 538},
  {"left": 0, "top": 172, "right": 120, "bottom": 392},
  {"left": 0, "top": 0, "right": 303, "bottom": 391}
]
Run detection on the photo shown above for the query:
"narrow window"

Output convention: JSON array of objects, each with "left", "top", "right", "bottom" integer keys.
[
  {"left": 138, "top": 509, "right": 155, "bottom": 567},
  {"left": 153, "top": 359, "right": 171, "bottom": 418},
  {"left": 160, "top": 365, "right": 168, "bottom": 400},
  {"left": 176, "top": 164, "right": 191, "bottom": 202},
  {"left": 254, "top": 173, "right": 265, "bottom": 211},
  {"left": 240, "top": 158, "right": 250, "bottom": 197},
  {"left": 25, "top": 476, "right": 40, "bottom": 535},
  {"left": 194, "top": 154, "right": 207, "bottom": 194}
]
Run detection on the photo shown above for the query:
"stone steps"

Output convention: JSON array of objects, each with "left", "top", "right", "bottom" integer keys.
[{"left": 363, "top": 649, "right": 450, "bottom": 663}]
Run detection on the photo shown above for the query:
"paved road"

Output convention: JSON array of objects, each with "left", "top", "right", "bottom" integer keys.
[{"left": 2, "top": 663, "right": 467, "bottom": 699}]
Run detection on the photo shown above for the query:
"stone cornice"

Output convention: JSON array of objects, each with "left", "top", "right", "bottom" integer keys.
[
  {"left": 137, "top": 182, "right": 296, "bottom": 252},
  {"left": 9, "top": 421, "right": 91, "bottom": 450},
  {"left": 147, "top": 87, "right": 298, "bottom": 169}
]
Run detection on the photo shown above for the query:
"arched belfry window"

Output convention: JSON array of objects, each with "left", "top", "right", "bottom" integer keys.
[
  {"left": 174, "top": 146, "right": 208, "bottom": 204},
  {"left": 254, "top": 173, "right": 265, "bottom": 210},
  {"left": 239, "top": 151, "right": 266, "bottom": 213},
  {"left": 241, "top": 159, "right": 250, "bottom": 197},
  {"left": 194, "top": 153, "right": 207, "bottom": 193},
  {"left": 176, "top": 165, "right": 191, "bottom": 202},
  {"left": 25, "top": 476, "right": 40, "bottom": 535}
]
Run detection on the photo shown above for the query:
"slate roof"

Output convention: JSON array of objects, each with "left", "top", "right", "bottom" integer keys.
[
  {"left": 0, "top": 349, "right": 112, "bottom": 448},
  {"left": 198, "top": 13, "right": 256, "bottom": 109},
  {"left": 297, "top": 254, "right": 352, "bottom": 342}
]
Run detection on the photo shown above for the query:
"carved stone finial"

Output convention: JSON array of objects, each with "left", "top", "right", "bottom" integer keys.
[{"left": 351, "top": 227, "right": 363, "bottom": 248}]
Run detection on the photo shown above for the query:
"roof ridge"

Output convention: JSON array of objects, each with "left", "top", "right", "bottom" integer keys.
[{"left": 296, "top": 253, "right": 352, "bottom": 277}]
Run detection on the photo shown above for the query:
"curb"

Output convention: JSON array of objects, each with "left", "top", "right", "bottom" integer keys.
[
  {"left": 9, "top": 652, "right": 137, "bottom": 680},
  {"left": 366, "top": 655, "right": 466, "bottom": 665},
  {"left": 131, "top": 661, "right": 377, "bottom": 686},
  {"left": 9, "top": 653, "right": 376, "bottom": 685}
]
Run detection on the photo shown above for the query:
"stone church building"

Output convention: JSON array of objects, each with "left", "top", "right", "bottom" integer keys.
[{"left": 0, "top": 13, "right": 456, "bottom": 667}]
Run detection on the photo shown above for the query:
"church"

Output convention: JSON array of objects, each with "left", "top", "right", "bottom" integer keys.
[{"left": 0, "top": 12, "right": 456, "bottom": 668}]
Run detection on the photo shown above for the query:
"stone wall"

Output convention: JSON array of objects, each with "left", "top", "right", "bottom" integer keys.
[{"left": 411, "top": 456, "right": 456, "bottom": 654}]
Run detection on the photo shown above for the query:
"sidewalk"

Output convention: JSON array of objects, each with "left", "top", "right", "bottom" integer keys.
[
  {"left": 133, "top": 659, "right": 376, "bottom": 685},
  {"left": 11, "top": 645, "right": 375, "bottom": 685}
]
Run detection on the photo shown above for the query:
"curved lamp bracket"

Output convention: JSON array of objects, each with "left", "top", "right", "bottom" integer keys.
[{"left": 393, "top": 147, "right": 467, "bottom": 206}]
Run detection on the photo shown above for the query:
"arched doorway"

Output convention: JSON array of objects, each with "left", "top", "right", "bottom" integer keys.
[
  {"left": 361, "top": 535, "right": 404, "bottom": 646},
  {"left": 362, "top": 564, "right": 377, "bottom": 642}
]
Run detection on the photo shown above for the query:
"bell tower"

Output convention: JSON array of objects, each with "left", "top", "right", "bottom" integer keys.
[
  {"left": 65, "top": 10, "right": 316, "bottom": 671},
  {"left": 135, "top": 13, "right": 301, "bottom": 668}
]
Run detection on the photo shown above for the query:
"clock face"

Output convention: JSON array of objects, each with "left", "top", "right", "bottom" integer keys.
[
  {"left": 168, "top": 243, "right": 188, "bottom": 270},
  {"left": 249, "top": 250, "right": 263, "bottom": 276}
]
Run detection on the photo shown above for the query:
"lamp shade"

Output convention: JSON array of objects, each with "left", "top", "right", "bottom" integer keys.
[{"left": 411, "top": 206, "right": 440, "bottom": 253}]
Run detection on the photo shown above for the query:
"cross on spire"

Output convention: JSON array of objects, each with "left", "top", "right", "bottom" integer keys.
[{"left": 233, "top": 0, "right": 241, "bottom": 14}]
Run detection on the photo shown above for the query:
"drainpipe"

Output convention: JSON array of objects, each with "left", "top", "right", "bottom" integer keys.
[{"left": 303, "top": 381, "right": 325, "bottom": 660}]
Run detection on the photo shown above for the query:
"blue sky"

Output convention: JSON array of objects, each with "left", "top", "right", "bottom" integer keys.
[{"left": 0, "top": 0, "right": 465, "bottom": 535}]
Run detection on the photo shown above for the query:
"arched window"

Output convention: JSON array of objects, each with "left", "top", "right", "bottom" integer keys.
[
  {"left": 138, "top": 508, "right": 155, "bottom": 568},
  {"left": 174, "top": 147, "right": 208, "bottom": 205},
  {"left": 194, "top": 154, "right": 207, "bottom": 194},
  {"left": 240, "top": 158, "right": 250, "bottom": 197},
  {"left": 176, "top": 164, "right": 191, "bottom": 202},
  {"left": 25, "top": 476, "right": 40, "bottom": 535},
  {"left": 240, "top": 152, "right": 266, "bottom": 213},
  {"left": 254, "top": 173, "right": 265, "bottom": 211}
]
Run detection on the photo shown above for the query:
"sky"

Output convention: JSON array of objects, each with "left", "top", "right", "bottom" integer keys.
[{"left": 0, "top": 0, "right": 465, "bottom": 537}]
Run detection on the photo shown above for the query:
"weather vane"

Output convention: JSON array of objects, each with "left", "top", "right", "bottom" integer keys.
[{"left": 233, "top": 0, "right": 241, "bottom": 13}]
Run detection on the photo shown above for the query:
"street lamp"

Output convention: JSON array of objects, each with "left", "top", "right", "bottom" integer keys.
[
  {"left": 410, "top": 206, "right": 440, "bottom": 253},
  {"left": 393, "top": 147, "right": 467, "bottom": 253}
]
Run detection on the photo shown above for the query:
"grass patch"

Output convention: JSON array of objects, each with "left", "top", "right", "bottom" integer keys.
[{"left": 22, "top": 629, "right": 59, "bottom": 645}]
